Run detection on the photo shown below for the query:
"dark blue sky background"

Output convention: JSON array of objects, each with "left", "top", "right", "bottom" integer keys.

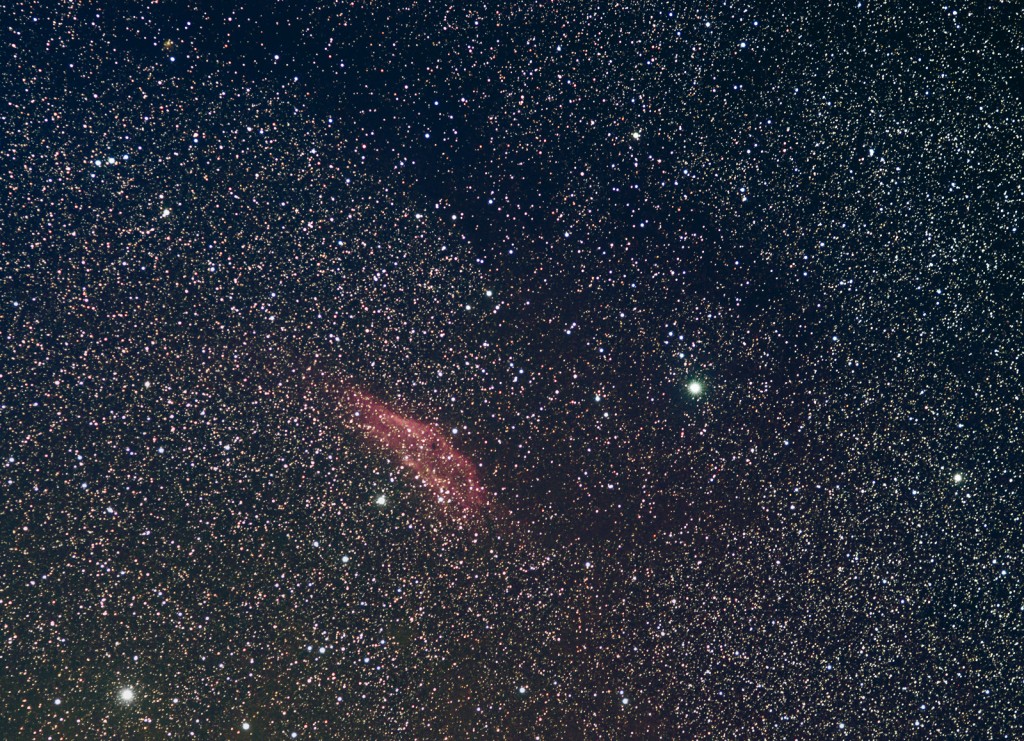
[{"left": 1, "top": 0, "right": 1021, "bottom": 737}]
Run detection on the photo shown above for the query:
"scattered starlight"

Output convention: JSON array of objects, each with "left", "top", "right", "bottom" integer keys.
[{"left": 1, "top": 1, "right": 1018, "bottom": 738}]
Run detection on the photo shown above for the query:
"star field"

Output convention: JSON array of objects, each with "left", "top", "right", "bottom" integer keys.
[{"left": 2, "top": 0, "right": 1022, "bottom": 738}]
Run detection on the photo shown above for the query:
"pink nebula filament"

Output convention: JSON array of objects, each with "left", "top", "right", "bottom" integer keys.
[{"left": 344, "top": 389, "right": 486, "bottom": 511}]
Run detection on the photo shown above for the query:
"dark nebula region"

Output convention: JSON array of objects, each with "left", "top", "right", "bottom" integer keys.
[
  {"left": 341, "top": 387, "right": 488, "bottom": 514},
  {"left": 2, "top": 0, "right": 1023, "bottom": 738}
]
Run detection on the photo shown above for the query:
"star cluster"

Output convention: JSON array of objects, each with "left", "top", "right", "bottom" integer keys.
[{"left": 2, "top": 0, "right": 1022, "bottom": 738}]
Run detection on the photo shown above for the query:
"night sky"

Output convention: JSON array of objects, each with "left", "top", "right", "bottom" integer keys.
[{"left": 2, "top": 1, "right": 1022, "bottom": 738}]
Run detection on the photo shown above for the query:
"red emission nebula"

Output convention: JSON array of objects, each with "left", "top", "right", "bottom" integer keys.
[{"left": 341, "top": 388, "right": 488, "bottom": 513}]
